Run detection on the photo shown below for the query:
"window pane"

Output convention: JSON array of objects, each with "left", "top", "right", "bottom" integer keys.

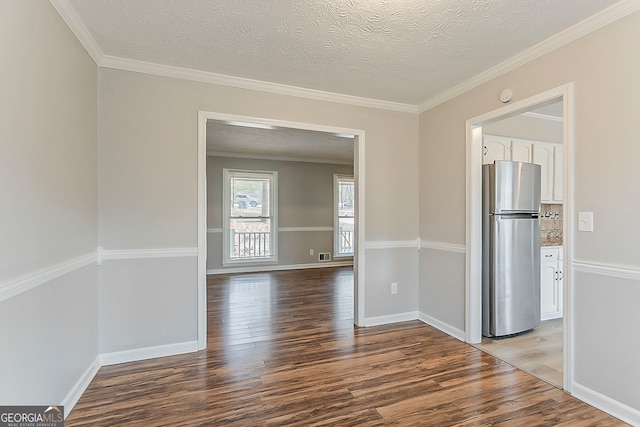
[
  {"left": 337, "top": 217, "right": 354, "bottom": 255},
  {"left": 231, "top": 176, "right": 270, "bottom": 218},
  {"left": 229, "top": 218, "right": 272, "bottom": 259},
  {"left": 338, "top": 180, "right": 354, "bottom": 218},
  {"left": 336, "top": 176, "right": 354, "bottom": 256}
]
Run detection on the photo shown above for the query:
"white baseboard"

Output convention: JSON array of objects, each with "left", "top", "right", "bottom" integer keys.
[
  {"left": 363, "top": 311, "right": 418, "bottom": 327},
  {"left": 61, "top": 356, "right": 101, "bottom": 419},
  {"left": 572, "top": 382, "right": 640, "bottom": 426},
  {"left": 99, "top": 341, "right": 199, "bottom": 366},
  {"left": 418, "top": 311, "right": 466, "bottom": 341},
  {"left": 207, "top": 260, "right": 353, "bottom": 275}
]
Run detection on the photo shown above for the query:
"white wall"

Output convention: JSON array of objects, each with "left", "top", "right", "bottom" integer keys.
[
  {"left": 419, "top": 9, "right": 640, "bottom": 418},
  {"left": 97, "top": 66, "right": 419, "bottom": 346},
  {"left": 0, "top": 1, "right": 98, "bottom": 409}
]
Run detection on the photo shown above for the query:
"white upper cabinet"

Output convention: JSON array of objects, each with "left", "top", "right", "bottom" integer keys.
[
  {"left": 532, "top": 141, "right": 563, "bottom": 204},
  {"left": 484, "top": 135, "right": 563, "bottom": 203},
  {"left": 532, "top": 142, "right": 554, "bottom": 202},
  {"left": 482, "top": 136, "right": 511, "bottom": 165},
  {"left": 511, "top": 139, "right": 533, "bottom": 163}
]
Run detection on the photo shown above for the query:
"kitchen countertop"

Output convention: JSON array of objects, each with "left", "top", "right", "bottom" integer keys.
[{"left": 541, "top": 242, "right": 562, "bottom": 247}]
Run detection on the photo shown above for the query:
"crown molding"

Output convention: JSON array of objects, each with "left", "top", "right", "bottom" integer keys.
[
  {"left": 49, "top": 0, "right": 103, "bottom": 64},
  {"left": 418, "top": 0, "right": 640, "bottom": 113},
  {"left": 52, "top": 0, "right": 640, "bottom": 115},
  {"left": 49, "top": 0, "right": 415, "bottom": 113},
  {"left": 99, "top": 55, "right": 419, "bottom": 114}
]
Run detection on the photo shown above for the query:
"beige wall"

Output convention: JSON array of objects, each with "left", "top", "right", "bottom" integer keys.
[
  {"left": 419, "top": 10, "right": 640, "bottom": 414},
  {"left": 1, "top": 1, "right": 98, "bottom": 279},
  {"left": 98, "top": 66, "right": 419, "bottom": 333},
  {"left": 207, "top": 156, "right": 353, "bottom": 271},
  {"left": 0, "top": 1, "right": 98, "bottom": 407},
  {"left": 99, "top": 68, "right": 419, "bottom": 247}
]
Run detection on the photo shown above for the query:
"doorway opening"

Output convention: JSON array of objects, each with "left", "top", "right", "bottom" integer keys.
[
  {"left": 197, "top": 111, "right": 366, "bottom": 350},
  {"left": 465, "top": 84, "right": 574, "bottom": 391}
]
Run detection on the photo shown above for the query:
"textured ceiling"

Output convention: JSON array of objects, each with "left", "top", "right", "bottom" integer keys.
[{"left": 67, "top": 0, "right": 618, "bottom": 105}]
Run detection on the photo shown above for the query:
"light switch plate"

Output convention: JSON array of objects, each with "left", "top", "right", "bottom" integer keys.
[{"left": 578, "top": 212, "right": 594, "bottom": 232}]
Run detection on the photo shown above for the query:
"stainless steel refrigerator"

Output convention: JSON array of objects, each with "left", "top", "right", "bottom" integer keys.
[{"left": 483, "top": 160, "right": 541, "bottom": 337}]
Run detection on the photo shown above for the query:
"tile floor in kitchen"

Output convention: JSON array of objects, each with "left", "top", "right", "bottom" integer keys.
[{"left": 474, "top": 318, "right": 563, "bottom": 388}]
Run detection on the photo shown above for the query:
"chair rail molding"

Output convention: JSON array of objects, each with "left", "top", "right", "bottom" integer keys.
[{"left": 0, "top": 252, "right": 97, "bottom": 303}]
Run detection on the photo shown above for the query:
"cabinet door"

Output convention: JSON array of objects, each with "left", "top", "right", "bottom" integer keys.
[
  {"left": 483, "top": 137, "right": 510, "bottom": 165},
  {"left": 540, "top": 261, "right": 559, "bottom": 320},
  {"left": 532, "top": 142, "right": 554, "bottom": 202},
  {"left": 553, "top": 145, "right": 563, "bottom": 202},
  {"left": 511, "top": 139, "right": 533, "bottom": 163},
  {"left": 556, "top": 260, "right": 563, "bottom": 318}
]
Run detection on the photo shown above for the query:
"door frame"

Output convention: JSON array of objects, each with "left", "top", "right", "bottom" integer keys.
[
  {"left": 197, "top": 111, "right": 366, "bottom": 349},
  {"left": 465, "top": 83, "right": 575, "bottom": 391}
]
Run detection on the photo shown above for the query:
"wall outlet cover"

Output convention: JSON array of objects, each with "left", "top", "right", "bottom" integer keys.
[{"left": 578, "top": 212, "right": 594, "bottom": 232}]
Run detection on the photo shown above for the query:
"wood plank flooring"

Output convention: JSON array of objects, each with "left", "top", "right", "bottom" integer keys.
[{"left": 66, "top": 267, "right": 626, "bottom": 426}]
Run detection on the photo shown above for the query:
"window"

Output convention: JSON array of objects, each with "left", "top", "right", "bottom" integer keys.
[
  {"left": 223, "top": 169, "right": 278, "bottom": 264},
  {"left": 334, "top": 175, "right": 354, "bottom": 257}
]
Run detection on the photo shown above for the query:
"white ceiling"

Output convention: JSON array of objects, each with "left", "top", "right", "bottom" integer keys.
[
  {"left": 207, "top": 121, "right": 354, "bottom": 164},
  {"left": 66, "top": 0, "right": 619, "bottom": 106}
]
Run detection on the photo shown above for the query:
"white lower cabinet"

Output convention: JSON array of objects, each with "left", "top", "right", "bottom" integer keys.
[{"left": 541, "top": 247, "right": 563, "bottom": 320}]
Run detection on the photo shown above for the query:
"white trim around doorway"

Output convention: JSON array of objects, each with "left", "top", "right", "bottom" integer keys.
[
  {"left": 465, "top": 83, "right": 575, "bottom": 392},
  {"left": 197, "top": 111, "right": 366, "bottom": 350}
]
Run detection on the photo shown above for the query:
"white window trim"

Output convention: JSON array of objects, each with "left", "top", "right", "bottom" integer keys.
[
  {"left": 334, "top": 174, "right": 354, "bottom": 258},
  {"left": 222, "top": 168, "right": 278, "bottom": 265}
]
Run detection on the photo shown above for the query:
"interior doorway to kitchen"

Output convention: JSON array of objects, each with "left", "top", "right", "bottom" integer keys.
[{"left": 465, "top": 84, "right": 574, "bottom": 391}]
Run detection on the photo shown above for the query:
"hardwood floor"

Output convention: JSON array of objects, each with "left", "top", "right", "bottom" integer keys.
[
  {"left": 474, "top": 319, "right": 563, "bottom": 388},
  {"left": 67, "top": 267, "right": 625, "bottom": 426}
]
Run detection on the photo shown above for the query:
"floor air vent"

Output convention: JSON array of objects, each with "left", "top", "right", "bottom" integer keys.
[{"left": 318, "top": 252, "right": 331, "bottom": 262}]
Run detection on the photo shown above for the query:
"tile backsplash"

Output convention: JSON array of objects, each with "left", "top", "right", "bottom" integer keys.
[{"left": 540, "top": 204, "right": 562, "bottom": 246}]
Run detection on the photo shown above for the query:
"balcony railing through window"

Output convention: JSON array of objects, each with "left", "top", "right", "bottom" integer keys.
[
  {"left": 339, "top": 229, "right": 354, "bottom": 254},
  {"left": 231, "top": 230, "right": 271, "bottom": 258}
]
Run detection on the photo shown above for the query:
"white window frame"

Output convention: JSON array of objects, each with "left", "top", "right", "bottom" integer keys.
[
  {"left": 334, "top": 174, "right": 355, "bottom": 258},
  {"left": 223, "top": 168, "right": 278, "bottom": 265}
]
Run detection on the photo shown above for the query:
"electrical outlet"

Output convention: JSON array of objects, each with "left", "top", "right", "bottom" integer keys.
[
  {"left": 309, "top": 249, "right": 314, "bottom": 256},
  {"left": 391, "top": 282, "right": 398, "bottom": 294}
]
